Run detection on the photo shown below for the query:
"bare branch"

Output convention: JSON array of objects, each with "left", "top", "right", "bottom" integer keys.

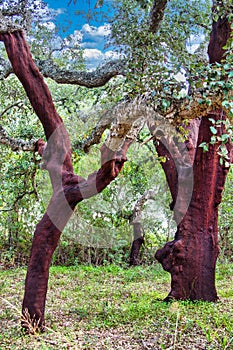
[{"left": 0, "top": 101, "right": 24, "bottom": 118}]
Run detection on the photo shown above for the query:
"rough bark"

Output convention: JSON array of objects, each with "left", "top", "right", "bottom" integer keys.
[
  {"left": 38, "top": 59, "right": 126, "bottom": 88},
  {"left": 0, "top": 56, "right": 126, "bottom": 84},
  {"left": 0, "top": 30, "right": 134, "bottom": 331},
  {"left": 208, "top": 17, "right": 231, "bottom": 64}
]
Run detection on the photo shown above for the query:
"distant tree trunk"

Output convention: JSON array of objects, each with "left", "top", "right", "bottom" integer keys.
[
  {"left": 129, "top": 189, "right": 156, "bottom": 266},
  {"left": 130, "top": 223, "right": 144, "bottom": 266},
  {"left": 153, "top": 11, "right": 232, "bottom": 301}
]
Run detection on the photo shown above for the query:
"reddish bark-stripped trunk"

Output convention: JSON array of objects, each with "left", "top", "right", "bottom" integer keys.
[
  {"left": 0, "top": 31, "right": 132, "bottom": 331},
  {"left": 153, "top": 10, "right": 232, "bottom": 301},
  {"left": 155, "top": 114, "right": 230, "bottom": 301}
]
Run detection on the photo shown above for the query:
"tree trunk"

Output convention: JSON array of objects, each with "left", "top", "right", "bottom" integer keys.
[
  {"left": 153, "top": 4, "right": 232, "bottom": 302},
  {"left": 129, "top": 223, "right": 144, "bottom": 266},
  {"left": 129, "top": 189, "right": 156, "bottom": 266},
  {"left": 0, "top": 31, "right": 132, "bottom": 332},
  {"left": 155, "top": 113, "right": 230, "bottom": 301}
]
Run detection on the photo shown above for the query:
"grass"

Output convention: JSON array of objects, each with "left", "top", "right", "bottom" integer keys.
[{"left": 0, "top": 263, "right": 233, "bottom": 349}]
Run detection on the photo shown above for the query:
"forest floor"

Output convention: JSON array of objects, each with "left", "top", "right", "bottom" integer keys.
[{"left": 0, "top": 263, "right": 233, "bottom": 349}]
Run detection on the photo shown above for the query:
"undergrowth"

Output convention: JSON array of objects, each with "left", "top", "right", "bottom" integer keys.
[{"left": 0, "top": 263, "right": 233, "bottom": 349}]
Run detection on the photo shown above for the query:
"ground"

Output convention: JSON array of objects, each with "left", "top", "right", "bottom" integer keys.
[{"left": 1, "top": 263, "right": 233, "bottom": 349}]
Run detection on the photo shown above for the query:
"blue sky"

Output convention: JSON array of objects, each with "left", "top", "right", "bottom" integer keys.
[
  {"left": 45, "top": 0, "right": 116, "bottom": 68},
  {"left": 46, "top": 0, "right": 112, "bottom": 35}
]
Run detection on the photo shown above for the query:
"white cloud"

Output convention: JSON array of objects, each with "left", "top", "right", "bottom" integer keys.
[
  {"left": 64, "top": 30, "right": 83, "bottom": 47},
  {"left": 54, "top": 8, "right": 66, "bottom": 16},
  {"left": 82, "top": 23, "right": 111, "bottom": 37},
  {"left": 104, "top": 50, "right": 120, "bottom": 60},
  {"left": 78, "top": 23, "right": 122, "bottom": 69},
  {"left": 83, "top": 49, "right": 103, "bottom": 59},
  {"left": 83, "top": 49, "right": 104, "bottom": 69},
  {"left": 80, "top": 23, "right": 111, "bottom": 51},
  {"left": 83, "top": 49, "right": 120, "bottom": 70}
]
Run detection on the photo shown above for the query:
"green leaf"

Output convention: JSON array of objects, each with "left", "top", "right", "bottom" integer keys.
[
  {"left": 210, "top": 136, "right": 216, "bottom": 144},
  {"left": 221, "top": 134, "right": 229, "bottom": 143},
  {"left": 199, "top": 142, "right": 209, "bottom": 152},
  {"left": 222, "top": 100, "right": 230, "bottom": 108},
  {"left": 210, "top": 126, "right": 217, "bottom": 135},
  {"left": 208, "top": 118, "right": 216, "bottom": 124}
]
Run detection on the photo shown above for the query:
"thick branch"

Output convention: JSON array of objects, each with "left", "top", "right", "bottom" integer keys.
[
  {"left": 0, "top": 55, "right": 126, "bottom": 87},
  {"left": 79, "top": 89, "right": 229, "bottom": 155},
  {"left": 164, "top": 93, "right": 224, "bottom": 124},
  {"left": 147, "top": 116, "right": 203, "bottom": 225},
  {"left": 76, "top": 96, "right": 149, "bottom": 153},
  {"left": 0, "top": 31, "right": 63, "bottom": 139},
  {"left": 77, "top": 113, "right": 113, "bottom": 153},
  {"left": 38, "top": 59, "right": 126, "bottom": 88},
  {"left": 149, "top": 0, "right": 168, "bottom": 33}
]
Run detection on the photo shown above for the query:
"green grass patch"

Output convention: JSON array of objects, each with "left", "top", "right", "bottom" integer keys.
[{"left": 0, "top": 263, "right": 233, "bottom": 349}]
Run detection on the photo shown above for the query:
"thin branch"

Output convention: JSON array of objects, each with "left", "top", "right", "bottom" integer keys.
[
  {"left": 79, "top": 121, "right": 111, "bottom": 153},
  {"left": 0, "top": 190, "right": 37, "bottom": 212},
  {"left": 0, "top": 101, "right": 24, "bottom": 118},
  {"left": 0, "top": 125, "right": 36, "bottom": 151}
]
